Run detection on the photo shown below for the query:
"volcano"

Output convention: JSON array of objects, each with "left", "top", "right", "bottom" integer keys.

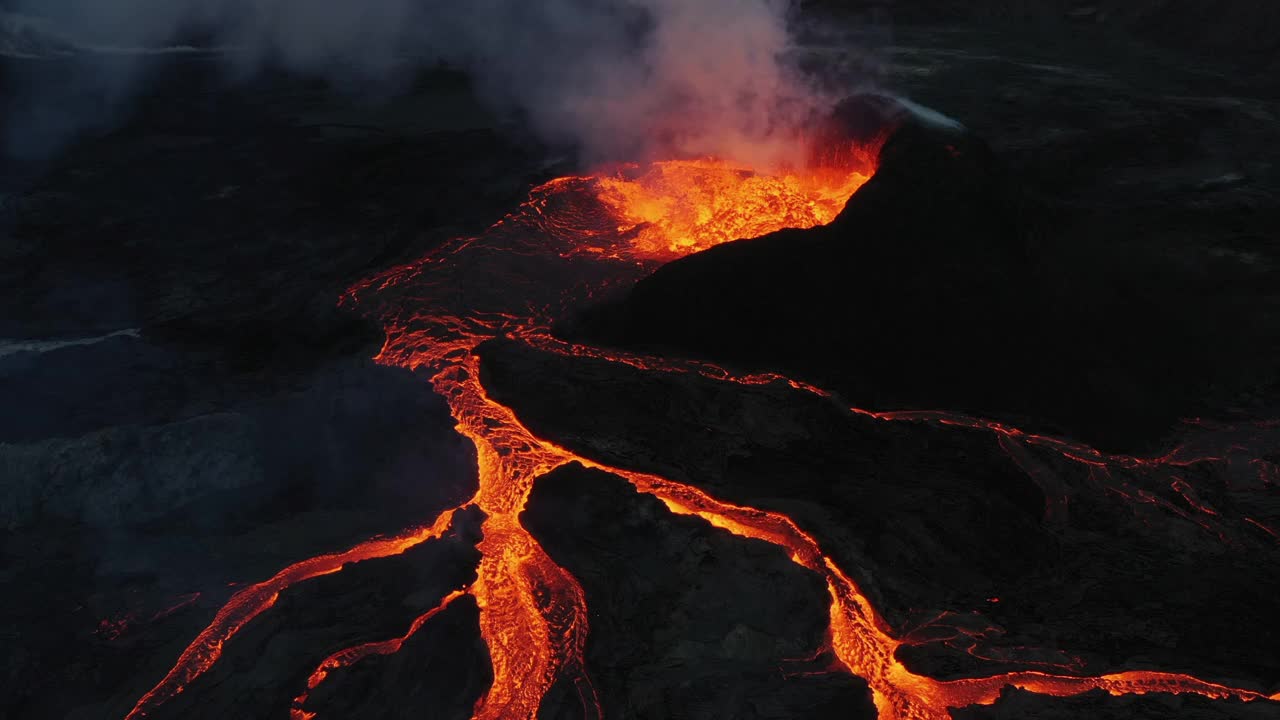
[
  {"left": 4, "top": 11, "right": 1280, "bottom": 720},
  {"left": 104, "top": 97, "right": 1279, "bottom": 720}
]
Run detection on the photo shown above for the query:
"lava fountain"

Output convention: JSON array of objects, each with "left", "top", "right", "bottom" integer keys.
[{"left": 124, "top": 142, "right": 1279, "bottom": 720}]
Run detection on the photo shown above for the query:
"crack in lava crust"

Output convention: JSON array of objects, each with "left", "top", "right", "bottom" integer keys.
[
  {"left": 126, "top": 161, "right": 1280, "bottom": 719},
  {"left": 291, "top": 588, "right": 469, "bottom": 720}
]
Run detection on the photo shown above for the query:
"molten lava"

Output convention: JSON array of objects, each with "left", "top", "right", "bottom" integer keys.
[
  {"left": 125, "top": 511, "right": 460, "bottom": 720},
  {"left": 124, "top": 152, "right": 1279, "bottom": 720},
  {"left": 596, "top": 158, "right": 872, "bottom": 256}
]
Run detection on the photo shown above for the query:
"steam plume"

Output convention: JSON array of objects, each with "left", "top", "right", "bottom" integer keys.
[{"left": 5, "top": 0, "right": 825, "bottom": 167}]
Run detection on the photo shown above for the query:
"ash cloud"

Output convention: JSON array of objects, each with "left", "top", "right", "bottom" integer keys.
[{"left": 4, "top": 0, "right": 828, "bottom": 167}]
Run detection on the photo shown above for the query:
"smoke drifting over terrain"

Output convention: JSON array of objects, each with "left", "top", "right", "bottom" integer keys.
[{"left": 5, "top": 0, "right": 825, "bottom": 166}]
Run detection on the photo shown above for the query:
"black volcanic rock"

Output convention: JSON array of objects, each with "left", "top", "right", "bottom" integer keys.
[
  {"left": 480, "top": 337, "right": 1280, "bottom": 690},
  {"left": 1, "top": 57, "right": 542, "bottom": 357},
  {"left": 301, "top": 597, "right": 492, "bottom": 720},
  {"left": 575, "top": 108, "right": 1274, "bottom": 450},
  {"left": 0, "top": 60, "right": 527, "bottom": 720},
  {"left": 138, "top": 507, "right": 486, "bottom": 720},
  {"left": 523, "top": 465, "right": 876, "bottom": 720},
  {"left": 3, "top": 506, "right": 487, "bottom": 720},
  {"left": 574, "top": 114, "right": 1033, "bottom": 429},
  {"left": 0, "top": 336, "right": 478, "bottom": 534}
]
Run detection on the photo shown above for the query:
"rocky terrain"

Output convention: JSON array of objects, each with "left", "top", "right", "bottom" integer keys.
[
  {"left": 481, "top": 333, "right": 1280, "bottom": 688},
  {"left": 526, "top": 466, "right": 877, "bottom": 720},
  {"left": 2, "top": 7, "right": 1279, "bottom": 720}
]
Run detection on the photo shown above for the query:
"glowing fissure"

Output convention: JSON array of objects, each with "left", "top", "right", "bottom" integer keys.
[
  {"left": 97, "top": 593, "right": 202, "bottom": 641},
  {"left": 290, "top": 588, "right": 469, "bottom": 720},
  {"left": 127, "top": 157, "right": 1278, "bottom": 719}
]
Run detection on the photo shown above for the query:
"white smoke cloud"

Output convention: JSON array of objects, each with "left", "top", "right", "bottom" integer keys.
[
  {"left": 5, "top": 0, "right": 827, "bottom": 167},
  {"left": 439, "top": 0, "right": 825, "bottom": 166}
]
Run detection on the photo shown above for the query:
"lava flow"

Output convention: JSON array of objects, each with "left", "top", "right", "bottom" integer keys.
[
  {"left": 290, "top": 588, "right": 468, "bottom": 720},
  {"left": 126, "top": 152, "right": 1279, "bottom": 720}
]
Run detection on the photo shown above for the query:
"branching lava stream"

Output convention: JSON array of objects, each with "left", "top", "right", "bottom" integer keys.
[{"left": 126, "top": 155, "right": 1279, "bottom": 719}]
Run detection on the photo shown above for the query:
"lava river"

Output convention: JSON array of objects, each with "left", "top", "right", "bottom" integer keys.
[{"left": 125, "top": 156, "right": 1280, "bottom": 720}]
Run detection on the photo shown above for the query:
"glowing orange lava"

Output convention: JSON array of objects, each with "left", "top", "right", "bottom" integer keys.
[
  {"left": 125, "top": 154, "right": 1279, "bottom": 720},
  {"left": 596, "top": 158, "right": 872, "bottom": 256},
  {"left": 125, "top": 510, "right": 460, "bottom": 720}
]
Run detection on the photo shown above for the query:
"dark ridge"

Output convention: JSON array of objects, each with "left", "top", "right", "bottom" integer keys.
[{"left": 572, "top": 102, "right": 1270, "bottom": 451}]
